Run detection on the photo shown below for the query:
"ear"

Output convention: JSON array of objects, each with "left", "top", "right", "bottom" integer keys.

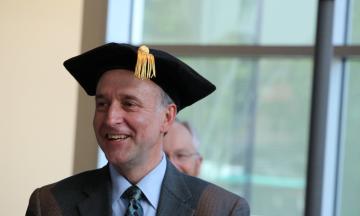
[{"left": 160, "top": 103, "right": 177, "bottom": 134}]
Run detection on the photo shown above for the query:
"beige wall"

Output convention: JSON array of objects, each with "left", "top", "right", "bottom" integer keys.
[
  {"left": 72, "top": 0, "right": 108, "bottom": 175},
  {"left": 0, "top": 0, "right": 107, "bottom": 215}
]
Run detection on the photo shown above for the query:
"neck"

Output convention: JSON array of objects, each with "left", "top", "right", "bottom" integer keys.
[{"left": 114, "top": 151, "right": 163, "bottom": 184}]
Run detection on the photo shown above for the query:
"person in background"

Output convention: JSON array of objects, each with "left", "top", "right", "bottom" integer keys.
[
  {"left": 163, "top": 120, "right": 203, "bottom": 177},
  {"left": 26, "top": 43, "right": 249, "bottom": 216}
]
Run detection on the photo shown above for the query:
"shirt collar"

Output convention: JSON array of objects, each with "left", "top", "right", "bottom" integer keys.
[{"left": 109, "top": 153, "right": 167, "bottom": 209}]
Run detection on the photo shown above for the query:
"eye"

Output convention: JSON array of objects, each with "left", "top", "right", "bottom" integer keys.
[
  {"left": 174, "top": 152, "right": 198, "bottom": 162},
  {"left": 95, "top": 99, "right": 108, "bottom": 111},
  {"left": 122, "top": 99, "right": 139, "bottom": 111},
  {"left": 175, "top": 153, "right": 188, "bottom": 161},
  {"left": 123, "top": 100, "right": 135, "bottom": 107}
]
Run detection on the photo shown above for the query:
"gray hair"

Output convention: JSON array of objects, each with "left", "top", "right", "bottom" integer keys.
[
  {"left": 159, "top": 88, "right": 175, "bottom": 107},
  {"left": 177, "top": 120, "right": 201, "bottom": 149}
]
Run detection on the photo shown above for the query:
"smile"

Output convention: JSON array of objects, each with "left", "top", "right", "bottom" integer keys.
[{"left": 106, "top": 134, "right": 130, "bottom": 140}]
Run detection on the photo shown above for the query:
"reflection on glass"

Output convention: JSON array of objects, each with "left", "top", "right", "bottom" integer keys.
[
  {"left": 177, "top": 57, "right": 312, "bottom": 216},
  {"left": 141, "top": 0, "right": 316, "bottom": 45},
  {"left": 339, "top": 60, "right": 360, "bottom": 216}
]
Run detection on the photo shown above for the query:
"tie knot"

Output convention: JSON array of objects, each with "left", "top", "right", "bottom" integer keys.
[{"left": 122, "top": 185, "right": 143, "bottom": 201}]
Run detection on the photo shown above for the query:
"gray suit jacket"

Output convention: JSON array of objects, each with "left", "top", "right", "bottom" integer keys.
[{"left": 26, "top": 161, "right": 249, "bottom": 216}]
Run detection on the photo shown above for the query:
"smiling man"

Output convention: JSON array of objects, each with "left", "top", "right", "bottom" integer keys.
[
  {"left": 94, "top": 69, "right": 171, "bottom": 184},
  {"left": 26, "top": 43, "right": 250, "bottom": 216}
]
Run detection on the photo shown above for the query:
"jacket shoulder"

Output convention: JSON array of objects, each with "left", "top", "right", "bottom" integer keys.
[
  {"left": 26, "top": 167, "right": 109, "bottom": 216},
  {"left": 52, "top": 167, "right": 108, "bottom": 190},
  {"left": 182, "top": 175, "right": 250, "bottom": 216}
]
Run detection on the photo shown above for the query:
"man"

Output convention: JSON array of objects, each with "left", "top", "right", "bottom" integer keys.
[
  {"left": 26, "top": 43, "right": 249, "bottom": 216},
  {"left": 163, "top": 120, "right": 202, "bottom": 177}
]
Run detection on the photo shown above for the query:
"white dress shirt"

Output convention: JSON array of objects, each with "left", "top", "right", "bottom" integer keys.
[{"left": 110, "top": 154, "right": 167, "bottom": 216}]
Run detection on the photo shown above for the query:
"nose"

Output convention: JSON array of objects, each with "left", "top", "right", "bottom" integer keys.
[{"left": 105, "top": 102, "right": 124, "bottom": 126}]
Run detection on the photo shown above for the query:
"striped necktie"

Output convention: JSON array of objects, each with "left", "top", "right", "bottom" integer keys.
[{"left": 122, "top": 185, "right": 144, "bottom": 216}]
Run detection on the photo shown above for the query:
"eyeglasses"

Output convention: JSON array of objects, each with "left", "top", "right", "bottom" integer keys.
[{"left": 166, "top": 152, "right": 200, "bottom": 163}]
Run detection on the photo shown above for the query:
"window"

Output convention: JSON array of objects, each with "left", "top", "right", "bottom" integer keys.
[
  {"left": 141, "top": 0, "right": 316, "bottom": 45},
  {"left": 178, "top": 58, "right": 311, "bottom": 215},
  {"left": 338, "top": 61, "right": 360, "bottom": 216},
  {"left": 103, "top": 0, "right": 360, "bottom": 215},
  {"left": 349, "top": 0, "right": 360, "bottom": 44}
]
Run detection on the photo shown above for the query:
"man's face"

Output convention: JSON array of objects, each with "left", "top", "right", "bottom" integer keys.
[
  {"left": 93, "top": 69, "right": 172, "bottom": 171},
  {"left": 163, "top": 122, "right": 202, "bottom": 176}
]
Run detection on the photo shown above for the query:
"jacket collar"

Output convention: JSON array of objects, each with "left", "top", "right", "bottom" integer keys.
[
  {"left": 76, "top": 160, "right": 195, "bottom": 216},
  {"left": 77, "top": 165, "right": 112, "bottom": 216},
  {"left": 157, "top": 159, "right": 195, "bottom": 216}
]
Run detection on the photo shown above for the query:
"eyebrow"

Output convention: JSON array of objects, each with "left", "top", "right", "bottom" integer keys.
[
  {"left": 95, "top": 94, "right": 106, "bottom": 100},
  {"left": 95, "top": 93, "right": 140, "bottom": 102}
]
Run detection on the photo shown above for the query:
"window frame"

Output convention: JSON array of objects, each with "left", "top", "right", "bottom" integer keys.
[{"left": 101, "top": 1, "right": 360, "bottom": 216}]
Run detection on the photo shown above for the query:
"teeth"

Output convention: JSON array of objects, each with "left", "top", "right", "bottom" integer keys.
[{"left": 107, "top": 134, "right": 129, "bottom": 140}]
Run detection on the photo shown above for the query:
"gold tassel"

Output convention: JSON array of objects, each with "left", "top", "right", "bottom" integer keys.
[{"left": 134, "top": 45, "right": 156, "bottom": 80}]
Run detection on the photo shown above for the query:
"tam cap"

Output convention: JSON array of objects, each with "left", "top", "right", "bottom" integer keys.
[{"left": 63, "top": 43, "right": 216, "bottom": 112}]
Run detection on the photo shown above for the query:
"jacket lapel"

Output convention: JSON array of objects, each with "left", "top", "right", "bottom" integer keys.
[
  {"left": 77, "top": 166, "right": 112, "bottom": 216},
  {"left": 74, "top": 161, "right": 195, "bottom": 216},
  {"left": 157, "top": 160, "right": 195, "bottom": 216}
]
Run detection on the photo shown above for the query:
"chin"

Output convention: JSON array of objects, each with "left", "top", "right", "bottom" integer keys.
[{"left": 104, "top": 150, "right": 128, "bottom": 165}]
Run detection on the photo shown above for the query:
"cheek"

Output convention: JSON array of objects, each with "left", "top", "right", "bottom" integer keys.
[
  {"left": 184, "top": 161, "right": 194, "bottom": 169},
  {"left": 176, "top": 160, "right": 190, "bottom": 170},
  {"left": 93, "top": 113, "right": 104, "bottom": 133},
  {"left": 183, "top": 160, "right": 197, "bottom": 173},
  {"left": 127, "top": 113, "right": 146, "bottom": 131},
  {"left": 130, "top": 111, "right": 161, "bottom": 133},
  {"left": 131, "top": 113, "right": 147, "bottom": 125}
]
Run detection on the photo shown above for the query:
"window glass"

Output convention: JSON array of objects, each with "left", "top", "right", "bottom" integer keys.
[
  {"left": 177, "top": 57, "right": 312, "bottom": 216},
  {"left": 349, "top": 0, "right": 360, "bottom": 44},
  {"left": 339, "top": 60, "right": 360, "bottom": 216},
  {"left": 259, "top": 0, "right": 317, "bottom": 45},
  {"left": 141, "top": 0, "right": 317, "bottom": 45}
]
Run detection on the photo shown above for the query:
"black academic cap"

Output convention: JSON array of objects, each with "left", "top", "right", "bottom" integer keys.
[{"left": 63, "top": 43, "right": 216, "bottom": 112}]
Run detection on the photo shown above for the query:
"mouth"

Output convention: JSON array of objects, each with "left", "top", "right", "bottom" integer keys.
[{"left": 106, "top": 133, "right": 130, "bottom": 141}]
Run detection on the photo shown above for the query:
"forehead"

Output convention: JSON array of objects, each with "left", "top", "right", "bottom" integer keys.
[
  {"left": 96, "top": 69, "right": 162, "bottom": 99},
  {"left": 164, "top": 122, "right": 195, "bottom": 151}
]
